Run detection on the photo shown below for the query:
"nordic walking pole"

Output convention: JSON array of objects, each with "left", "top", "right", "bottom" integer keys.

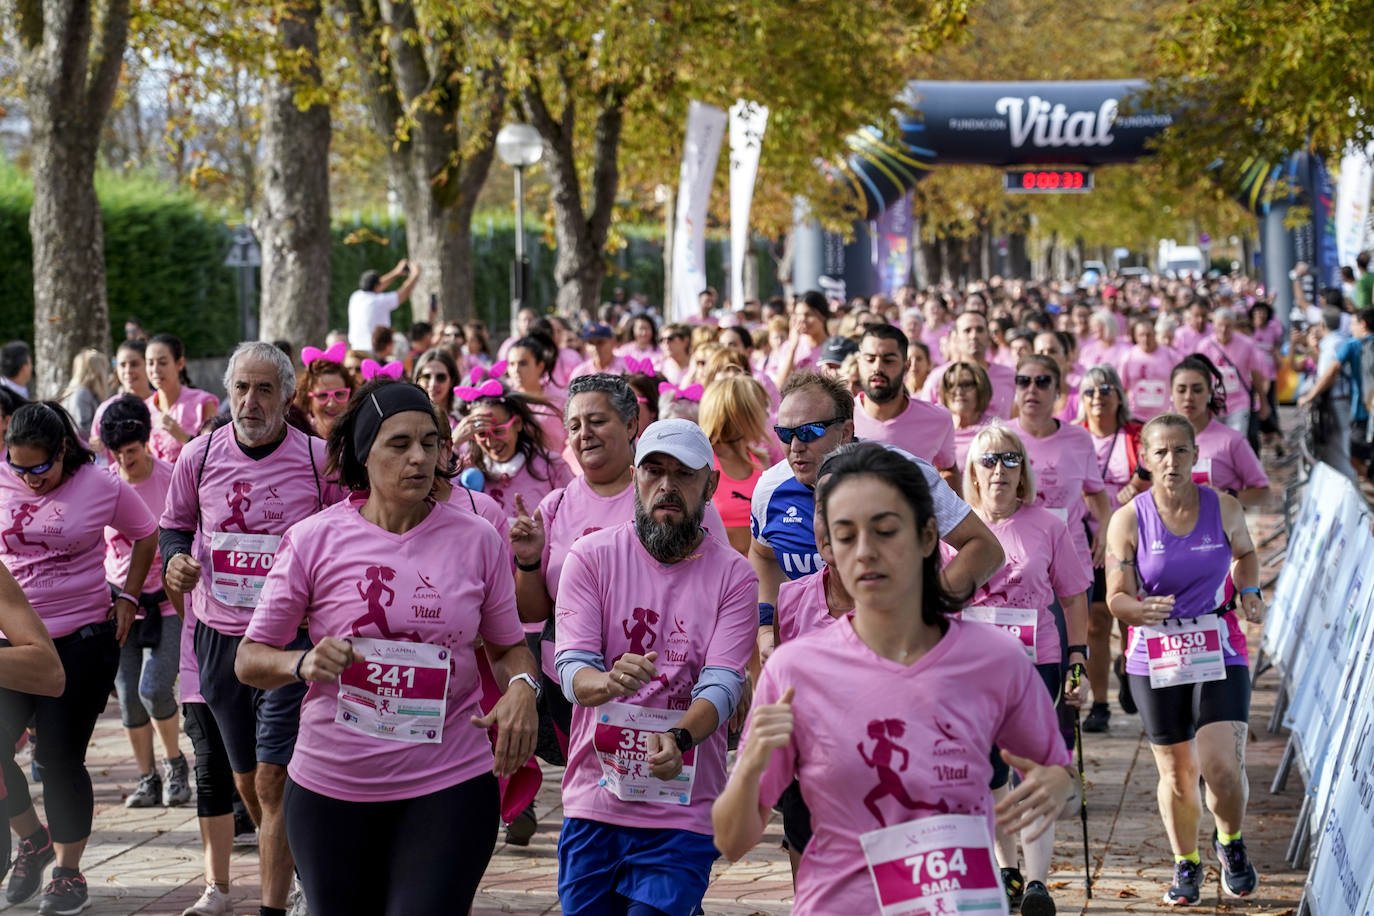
[{"left": 1069, "top": 663, "right": 1093, "bottom": 899}]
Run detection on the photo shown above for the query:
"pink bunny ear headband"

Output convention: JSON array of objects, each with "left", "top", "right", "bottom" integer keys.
[
  {"left": 301, "top": 341, "right": 347, "bottom": 366},
  {"left": 469, "top": 361, "right": 508, "bottom": 384},
  {"left": 360, "top": 359, "right": 405, "bottom": 381},
  {"left": 658, "top": 382, "right": 703, "bottom": 402},
  {"left": 454, "top": 379, "right": 507, "bottom": 402},
  {"left": 625, "top": 355, "right": 655, "bottom": 375}
]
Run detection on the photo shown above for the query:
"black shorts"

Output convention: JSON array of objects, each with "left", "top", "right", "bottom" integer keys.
[
  {"left": 1092, "top": 566, "right": 1107, "bottom": 603},
  {"left": 194, "top": 621, "right": 311, "bottom": 774},
  {"left": 778, "top": 779, "right": 812, "bottom": 852},
  {"left": 1129, "top": 664, "right": 1251, "bottom": 746}
]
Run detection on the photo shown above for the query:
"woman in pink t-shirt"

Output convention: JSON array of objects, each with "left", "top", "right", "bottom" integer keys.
[
  {"left": 504, "top": 332, "right": 568, "bottom": 454},
  {"left": 99, "top": 396, "right": 192, "bottom": 811},
  {"left": 714, "top": 443, "right": 1072, "bottom": 914},
  {"left": 452, "top": 385, "right": 572, "bottom": 517},
  {"left": 90, "top": 339, "right": 156, "bottom": 456},
  {"left": 236, "top": 379, "right": 539, "bottom": 915},
  {"left": 1169, "top": 355, "right": 1270, "bottom": 506},
  {"left": 292, "top": 349, "right": 357, "bottom": 440},
  {"left": 614, "top": 314, "right": 661, "bottom": 366},
  {"left": 414, "top": 347, "right": 461, "bottom": 429},
  {"left": 1033, "top": 331, "right": 1081, "bottom": 425},
  {"left": 0, "top": 402, "right": 158, "bottom": 911},
  {"left": 145, "top": 333, "right": 219, "bottom": 464},
  {"left": 962, "top": 426, "right": 1090, "bottom": 914},
  {"left": 938, "top": 361, "right": 995, "bottom": 482},
  {"left": 1013, "top": 355, "right": 1111, "bottom": 581},
  {"left": 1118, "top": 318, "right": 1179, "bottom": 420},
  {"left": 770, "top": 293, "right": 829, "bottom": 389}
]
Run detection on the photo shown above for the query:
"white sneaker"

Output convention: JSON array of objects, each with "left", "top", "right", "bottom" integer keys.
[
  {"left": 287, "top": 875, "right": 309, "bottom": 916},
  {"left": 181, "top": 884, "right": 232, "bottom": 916}
]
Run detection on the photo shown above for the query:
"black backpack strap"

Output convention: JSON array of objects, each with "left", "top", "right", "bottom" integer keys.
[{"left": 193, "top": 425, "right": 216, "bottom": 536}]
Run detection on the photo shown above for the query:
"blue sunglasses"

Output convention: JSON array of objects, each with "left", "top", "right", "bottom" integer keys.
[{"left": 773, "top": 417, "right": 845, "bottom": 445}]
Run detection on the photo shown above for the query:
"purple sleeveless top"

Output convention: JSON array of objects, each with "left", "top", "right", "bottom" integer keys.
[{"left": 1126, "top": 487, "right": 1245, "bottom": 675}]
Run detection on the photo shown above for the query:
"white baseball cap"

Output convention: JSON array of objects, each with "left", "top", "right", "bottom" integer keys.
[{"left": 634, "top": 418, "right": 714, "bottom": 471}]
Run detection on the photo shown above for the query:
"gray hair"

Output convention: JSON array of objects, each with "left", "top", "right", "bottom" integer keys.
[
  {"left": 1089, "top": 309, "right": 1119, "bottom": 340},
  {"left": 564, "top": 373, "right": 638, "bottom": 424},
  {"left": 1077, "top": 364, "right": 1133, "bottom": 428},
  {"left": 1211, "top": 305, "right": 1236, "bottom": 324},
  {"left": 223, "top": 341, "right": 296, "bottom": 400}
]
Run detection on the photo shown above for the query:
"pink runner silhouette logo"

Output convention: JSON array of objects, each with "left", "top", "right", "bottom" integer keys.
[
  {"left": 619, "top": 608, "right": 671, "bottom": 690},
  {"left": 351, "top": 566, "right": 422, "bottom": 641},
  {"left": 2, "top": 503, "right": 49, "bottom": 551},
  {"left": 223, "top": 481, "right": 262, "bottom": 533},
  {"left": 858, "top": 719, "right": 949, "bottom": 826}
]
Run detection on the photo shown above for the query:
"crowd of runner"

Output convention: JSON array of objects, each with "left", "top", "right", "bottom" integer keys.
[{"left": 0, "top": 264, "right": 1364, "bottom": 915}]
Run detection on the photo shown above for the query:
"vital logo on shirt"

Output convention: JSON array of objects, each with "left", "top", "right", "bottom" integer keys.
[
  {"left": 2, "top": 503, "right": 51, "bottom": 551},
  {"left": 261, "top": 485, "right": 286, "bottom": 521},
  {"left": 859, "top": 719, "right": 950, "bottom": 827},
  {"left": 351, "top": 565, "right": 423, "bottom": 642}
]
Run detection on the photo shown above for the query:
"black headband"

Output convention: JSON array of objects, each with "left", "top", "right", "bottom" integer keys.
[{"left": 351, "top": 383, "right": 437, "bottom": 463}]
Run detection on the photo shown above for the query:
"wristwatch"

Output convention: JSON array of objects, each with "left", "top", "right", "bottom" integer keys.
[
  {"left": 508, "top": 672, "right": 542, "bottom": 702},
  {"left": 1067, "top": 644, "right": 1089, "bottom": 660},
  {"left": 667, "top": 727, "right": 694, "bottom": 753},
  {"left": 1240, "top": 586, "right": 1263, "bottom": 601}
]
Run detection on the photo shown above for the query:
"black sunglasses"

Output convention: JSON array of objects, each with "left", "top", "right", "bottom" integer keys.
[
  {"left": 1014, "top": 374, "right": 1055, "bottom": 391},
  {"left": 1083, "top": 384, "right": 1116, "bottom": 399},
  {"left": 773, "top": 417, "right": 845, "bottom": 445},
  {"left": 977, "top": 451, "right": 1024, "bottom": 469}
]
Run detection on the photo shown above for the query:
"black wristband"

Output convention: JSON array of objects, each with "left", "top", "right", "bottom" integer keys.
[
  {"left": 292, "top": 650, "right": 309, "bottom": 682},
  {"left": 515, "top": 558, "right": 542, "bottom": 573},
  {"left": 1067, "top": 644, "right": 1089, "bottom": 658}
]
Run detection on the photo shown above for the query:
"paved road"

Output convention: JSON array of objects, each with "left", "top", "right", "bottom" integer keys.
[{"left": 0, "top": 453, "right": 1311, "bottom": 916}]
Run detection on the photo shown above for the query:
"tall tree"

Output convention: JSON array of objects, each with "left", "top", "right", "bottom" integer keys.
[
  {"left": 258, "top": 0, "right": 332, "bottom": 348},
  {"left": 4, "top": 0, "right": 130, "bottom": 394},
  {"left": 335, "top": 0, "right": 505, "bottom": 321}
]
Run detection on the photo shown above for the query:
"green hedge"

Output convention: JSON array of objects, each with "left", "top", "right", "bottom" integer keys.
[{"left": 0, "top": 168, "right": 775, "bottom": 356}]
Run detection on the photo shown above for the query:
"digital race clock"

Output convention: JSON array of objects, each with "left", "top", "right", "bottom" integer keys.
[{"left": 1003, "top": 168, "right": 1094, "bottom": 193}]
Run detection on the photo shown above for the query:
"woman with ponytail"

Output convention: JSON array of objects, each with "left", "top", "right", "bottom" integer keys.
[
  {"left": 145, "top": 333, "right": 218, "bottom": 463},
  {"left": 1168, "top": 355, "right": 1269, "bottom": 506}
]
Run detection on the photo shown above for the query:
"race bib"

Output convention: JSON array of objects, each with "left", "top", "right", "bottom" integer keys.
[
  {"left": 335, "top": 637, "right": 451, "bottom": 743},
  {"left": 1045, "top": 506, "right": 1069, "bottom": 523},
  {"left": 1218, "top": 365, "right": 1242, "bottom": 401},
  {"left": 860, "top": 814, "right": 1007, "bottom": 916},
  {"left": 209, "top": 532, "right": 282, "bottom": 608},
  {"left": 592, "top": 702, "right": 696, "bottom": 805},
  {"left": 1132, "top": 379, "right": 1167, "bottom": 410},
  {"left": 1191, "top": 457, "right": 1213, "bottom": 485},
  {"left": 960, "top": 606, "right": 1036, "bottom": 659},
  {"left": 1142, "top": 616, "right": 1226, "bottom": 688}
]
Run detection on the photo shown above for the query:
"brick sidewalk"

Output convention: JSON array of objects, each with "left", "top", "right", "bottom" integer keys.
[{"left": 0, "top": 453, "right": 1311, "bottom": 915}]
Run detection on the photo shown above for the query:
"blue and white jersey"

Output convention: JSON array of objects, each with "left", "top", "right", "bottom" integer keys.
[{"left": 749, "top": 446, "right": 972, "bottom": 581}]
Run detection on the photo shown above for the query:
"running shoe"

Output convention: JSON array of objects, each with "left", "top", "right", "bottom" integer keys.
[
  {"left": 37, "top": 869, "right": 88, "bottom": 915},
  {"left": 1164, "top": 858, "right": 1202, "bottom": 906},
  {"left": 1115, "top": 655, "right": 1137, "bottom": 715},
  {"left": 1020, "top": 879, "right": 1056, "bottom": 916},
  {"left": 505, "top": 803, "right": 538, "bottom": 847},
  {"left": 1082, "top": 702, "right": 1110, "bottom": 733},
  {"left": 163, "top": 755, "right": 192, "bottom": 807},
  {"left": 125, "top": 771, "right": 163, "bottom": 808},
  {"left": 181, "top": 884, "right": 233, "bottom": 916},
  {"left": 1213, "top": 831, "right": 1258, "bottom": 897},
  {"left": 287, "top": 874, "right": 309, "bottom": 916},
  {"left": 6, "top": 830, "right": 54, "bottom": 904},
  {"left": 1000, "top": 867, "right": 1025, "bottom": 910}
]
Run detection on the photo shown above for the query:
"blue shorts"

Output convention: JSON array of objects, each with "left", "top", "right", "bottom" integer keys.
[{"left": 557, "top": 817, "right": 718, "bottom": 916}]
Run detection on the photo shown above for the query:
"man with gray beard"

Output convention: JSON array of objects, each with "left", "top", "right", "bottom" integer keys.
[{"left": 552, "top": 419, "right": 757, "bottom": 915}]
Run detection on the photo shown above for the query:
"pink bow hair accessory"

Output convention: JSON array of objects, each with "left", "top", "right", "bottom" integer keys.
[
  {"left": 658, "top": 382, "right": 703, "bottom": 402},
  {"left": 470, "top": 361, "right": 508, "bottom": 384},
  {"left": 454, "top": 379, "right": 505, "bottom": 401},
  {"left": 301, "top": 341, "right": 347, "bottom": 366},
  {"left": 360, "top": 359, "right": 405, "bottom": 381},
  {"left": 625, "top": 355, "right": 655, "bottom": 375}
]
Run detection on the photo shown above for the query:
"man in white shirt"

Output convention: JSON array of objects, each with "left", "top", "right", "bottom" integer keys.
[
  {"left": 346, "top": 260, "right": 421, "bottom": 353},
  {"left": 0, "top": 341, "right": 30, "bottom": 398}
]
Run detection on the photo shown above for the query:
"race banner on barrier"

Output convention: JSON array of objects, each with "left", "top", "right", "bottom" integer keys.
[{"left": 671, "top": 101, "right": 727, "bottom": 322}]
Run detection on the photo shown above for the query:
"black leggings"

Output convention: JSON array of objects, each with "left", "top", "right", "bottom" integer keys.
[
  {"left": 0, "top": 626, "right": 119, "bottom": 842},
  {"left": 285, "top": 772, "right": 499, "bottom": 915},
  {"left": 183, "top": 701, "right": 235, "bottom": 819}
]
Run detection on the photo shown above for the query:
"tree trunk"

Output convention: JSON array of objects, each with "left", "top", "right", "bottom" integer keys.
[
  {"left": 9, "top": 0, "right": 130, "bottom": 396},
  {"left": 337, "top": 0, "right": 503, "bottom": 324},
  {"left": 524, "top": 80, "right": 625, "bottom": 319},
  {"left": 258, "top": 0, "right": 331, "bottom": 350}
]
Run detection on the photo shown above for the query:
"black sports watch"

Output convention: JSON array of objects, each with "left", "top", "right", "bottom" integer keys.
[
  {"left": 667, "top": 727, "right": 694, "bottom": 753},
  {"left": 1067, "top": 644, "right": 1089, "bottom": 660}
]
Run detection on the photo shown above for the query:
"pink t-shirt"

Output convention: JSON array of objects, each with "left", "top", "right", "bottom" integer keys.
[
  {"left": 180, "top": 593, "right": 204, "bottom": 703},
  {"left": 660, "top": 358, "right": 691, "bottom": 386},
  {"left": 1172, "top": 324, "right": 1210, "bottom": 354},
  {"left": 0, "top": 463, "right": 157, "bottom": 637},
  {"left": 159, "top": 425, "right": 341, "bottom": 636},
  {"left": 920, "top": 323, "right": 953, "bottom": 362},
  {"left": 536, "top": 477, "right": 729, "bottom": 677},
  {"left": 1078, "top": 338, "right": 1128, "bottom": 372},
  {"left": 959, "top": 507, "right": 1091, "bottom": 664},
  {"left": 1194, "top": 418, "right": 1269, "bottom": 494},
  {"left": 460, "top": 451, "right": 572, "bottom": 519},
  {"left": 147, "top": 389, "right": 220, "bottom": 464},
  {"left": 923, "top": 362, "right": 1015, "bottom": 419},
  {"left": 951, "top": 414, "right": 995, "bottom": 472},
  {"left": 1011, "top": 419, "right": 1104, "bottom": 579},
  {"left": 744, "top": 619, "right": 1072, "bottom": 914},
  {"left": 1196, "top": 335, "right": 1262, "bottom": 417},
  {"left": 552, "top": 348, "right": 584, "bottom": 389},
  {"left": 528, "top": 397, "right": 567, "bottom": 456},
  {"left": 1088, "top": 425, "right": 1135, "bottom": 509},
  {"left": 1117, "top": 344, "right": 1179, "bottom": 420},
  {"left": 1250, "top": 321, "right": 1283, "bottom": 377},
  {"left": 776, "top": 568, "right": 843, "bottom": 645},
  {"left": 853, "top": 394, "right": 957, "bottom": 470},
  {"left": 103, "top": 458, "right": 176, "bottom": 616},
  {"left": 554, "top": 522, "right": 757, "bottom": 834},
  {"left": 568, "top": 355, "right": 628, "bottom": 382},
  {"left": 615, "top": 344, "right": 661, "bottom": 366},
  {"left": 246, "top": 496, "right": 525, "bottom": 802}
]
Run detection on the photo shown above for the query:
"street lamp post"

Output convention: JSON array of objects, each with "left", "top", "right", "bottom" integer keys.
[{"left": 496, "top": 123, "right": 543, "bottom": 316}]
